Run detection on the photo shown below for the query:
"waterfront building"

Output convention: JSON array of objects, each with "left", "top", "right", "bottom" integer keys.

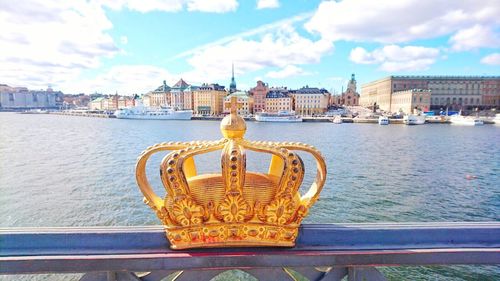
[
  {"left": 118, "top": 97, "right": 127, "bottom": 109},
  {"left": 229, "top": 63, "right": 237, "bottom": 93},
  {"left": 182, "top": 85, "right": 196, "bottom": 110},
  {"left": 141, "top": 94, "right": 152, "bottom": 107},
  {"left": 144, "top": 80, "right": 170, "bottom": 107},
  {"left": 292, "top": 86, "right": 330, "bottom": 116},
  {"left": 360, "top": 76, "right": 500, "bottom": 112},
  {"left": 249, "top": 80, "right": 269, "bottom": 113},
  {"left": 0, "top": 84, "right": 61, "bottom": 110},
  {"left": 170, "top": 78, "right": 191, "bottom": 110},
  {"left": 192, "top": 83, "right": 227, "bottom": 115},
  {"left": 143, "top": 79, "right": 195, "bottom": 110},
  {"left": 89, "top": 97, "right": 106, "bottom": 110},
  {"left": 332, "top": 74, "right": 360, "bottom": 106},
  {"left": 63, "top": 94, "right": 91, "bottom": 109},
  {"left": 118, "top": 96, "right": 135, "bottom": 109},
  {"left": 264, "top": 89, "right": 293, "bottom": 113},
  {"left": 390, "top": 89, "right": 431, "bottom": 114},
  {"left": 223, "top": 91, "right": 253, "bottom": 116},
  {"left": 89, "top": 94, "right": 135, "bottom": 111}
]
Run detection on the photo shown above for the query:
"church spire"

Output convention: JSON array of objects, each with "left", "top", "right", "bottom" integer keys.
[{"left": 229, "top": 62, "right": 237, "bottom": 93}]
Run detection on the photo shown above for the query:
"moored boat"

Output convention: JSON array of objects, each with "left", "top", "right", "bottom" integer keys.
[
  {"left": 378, "top": 116, "right": 389, "bottom": 125},
  {"left": 494, "top": 114, "right": 500, "bottom": 125},
  {"left": 114, "top": 104, "right": 192, "bottom": 120},
  {"left": 449, "top": 115, "right": 484, "bottom": 126},
  {"left": 332, "top": 115, "right": 342, "bottom": 124},
  {"left": 255, "top": 111, "right": 302, "bottom": 122},
  {"left": 403, "top": 114, "right": 426, "bottom": 125}
]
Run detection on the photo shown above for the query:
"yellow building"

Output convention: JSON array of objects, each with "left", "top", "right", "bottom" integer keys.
[
  {"left": 192, "top": 83, "right": 227, "bottom": 115},
  {"left": 360, "top": 77, "right": 393, "bottom": 111},
  {"left": 292, "top": 87, "right": 330, "bottom": 116},
  {"left": 264, "top": 90, "right": 293, "bottom": 112},
  {"left": 223, "top": 91, "right": 253, "bottom": 116},
  {"left": 391, "top": 89, "right": 431, "bottom": 114}
]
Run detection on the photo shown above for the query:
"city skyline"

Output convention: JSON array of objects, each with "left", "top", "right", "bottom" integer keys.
[{"left": 1, "top": 0, "right": 499, "bottom": 95}]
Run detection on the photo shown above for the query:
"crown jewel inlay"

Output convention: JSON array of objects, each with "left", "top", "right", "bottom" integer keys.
[{"left": 136, "top": 97, "right": 327, "bottom": 249}]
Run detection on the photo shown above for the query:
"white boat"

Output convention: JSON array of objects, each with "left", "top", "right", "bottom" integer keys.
[
  {"left": 114, "top": 104, "right": 192, "bottom": 120},
  {"left": 494, "top": 114, "right": 500, "bottom": 126},
  {"left": 449, "top": 115, "right": 483, "bottom": 126},
  {"left": 378, "top": 116, "right": 389, "bottom": 125},
  {"left": 403, "top": 114, "right": 426, "bottom": 125},
  {"left": 255, "top": 111, "right": 302, "bottom": 122},
  {"left": 332, "top": 116, "right": 342, "bottom": 124}
]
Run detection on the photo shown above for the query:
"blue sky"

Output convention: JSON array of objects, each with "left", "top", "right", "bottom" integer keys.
[{"left": 1, "top": 0, "right": 499, "bottom": 95}]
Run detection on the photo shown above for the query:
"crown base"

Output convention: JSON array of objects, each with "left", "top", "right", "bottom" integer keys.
[{"left": 165, "top": 223, "right": 299, "bottom": 249}]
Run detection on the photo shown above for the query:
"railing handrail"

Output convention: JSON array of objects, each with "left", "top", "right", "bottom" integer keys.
[{"left": 1, "top": 222, "right": 499, "bottom": 276}]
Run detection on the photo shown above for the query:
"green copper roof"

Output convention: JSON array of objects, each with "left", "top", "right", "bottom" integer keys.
[{"left": 226, "top": 91, "right": 250, "bottom": 99}]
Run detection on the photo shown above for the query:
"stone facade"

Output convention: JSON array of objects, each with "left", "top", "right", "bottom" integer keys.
[
  {"left": 249, "top": 80, "right": 269, "bottom": 113},
  {"left": 361, "top": 76, "right": 500, "bottom": 112},
  {"left": 390, "top": 89, "right": 431, "bottom": 114},
  {"left": 192, "top": 83, "right": 227, "bottom": 115},
  {"left": 332, "top": 74, "right": 360, "bottom": 106},
  {"left": 0, "top": 84, "right": 61, "bottom": 109},
  {"left": 265, "top": 89, "right": 293, "bottom": 112},
  {"left": 89, "top": 95, "right": 135, "bottom": 110},
  {"left": 292, "top": 87, "right": 330, "bottom": 116},
  {"left": 223, "top": 91, "right": 253, "bottom": 116}
]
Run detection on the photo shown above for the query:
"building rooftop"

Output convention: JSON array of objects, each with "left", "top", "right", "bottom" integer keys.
[
  {"left": 199, "top": 83, "right": 225, "bottom": 91},
  {"left": 172, "top": 78, "right": 190, "bottom": 90},
  {"left": 266, "top": 90, "right": 290, "bottom": 99},
  {"left": 225, "top": 91, "right": 250, "bottom": 100},
  {"left": 296, "top": 87, "right": 329, "bottom": 94}
]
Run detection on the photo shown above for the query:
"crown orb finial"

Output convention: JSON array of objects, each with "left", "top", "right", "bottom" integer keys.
[
  {"left": 220, "top": 96, "right": 246, "bottom": 139},
  {"left": 135, "top": 99, "right": 327, "bottom": 249}
]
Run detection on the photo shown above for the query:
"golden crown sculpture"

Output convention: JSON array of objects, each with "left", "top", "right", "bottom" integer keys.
[{"left": 136, "top": 97, "right": 326, "bottom": 249}]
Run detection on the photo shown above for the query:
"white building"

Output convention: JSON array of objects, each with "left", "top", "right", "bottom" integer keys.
[{"left": 0, "top": 84, "right": 60, "bottom": 109}]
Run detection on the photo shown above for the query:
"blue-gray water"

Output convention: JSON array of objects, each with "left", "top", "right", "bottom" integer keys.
[{"left": 0, "top": 112, "right": 499, "bottom": 280}]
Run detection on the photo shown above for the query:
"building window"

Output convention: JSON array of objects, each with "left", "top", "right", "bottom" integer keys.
[
  {"left": 33, "top": 93, "right": 38, "bottom": 102},
  {"left": 9, "top": 93, "right": 14, "bottom": 101}
]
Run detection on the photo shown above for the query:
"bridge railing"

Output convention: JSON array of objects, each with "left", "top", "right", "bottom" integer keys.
[{"left": 1, "top": 222, "right": 499, "bottom": 280}]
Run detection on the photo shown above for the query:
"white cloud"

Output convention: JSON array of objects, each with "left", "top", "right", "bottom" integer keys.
[
  {"left": 480, "top": 53, "right": 500, "bottom": 65},
  {"left": 61, "top": 65, "right": 176, "bottom": 95},
  {"left": 171, "top": 12, "right": 313, "bottom": 60},
  {"left": 449, "top": 25, "right": 500, "bottom": 51},
  {"left": 257, "top": 0, "right": 279, "bottom": 10},
  {"left": 349, "top": 45, "right": 440, "bottom": 72},
  {"left": 182, "top": 24, "right": 333, "bottom": 83},
  {"left": 305, "top": 0, "right": 500, "bottom": 44},
  {"left": 0, "top": 0, "right": 119, "bottom": 89},
  {"left": 100, "top": 0, "right": 238, "bottom": 13},
  {"left": 266, "top": 65, "right": 310, "bottom": 79},
  {"left": 187, "top": 0, "right": 238, "bottom": 13}
]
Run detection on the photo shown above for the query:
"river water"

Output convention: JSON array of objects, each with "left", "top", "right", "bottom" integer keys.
[{"left": 0, "top": 112, "right": 499, "bottom": 280}]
